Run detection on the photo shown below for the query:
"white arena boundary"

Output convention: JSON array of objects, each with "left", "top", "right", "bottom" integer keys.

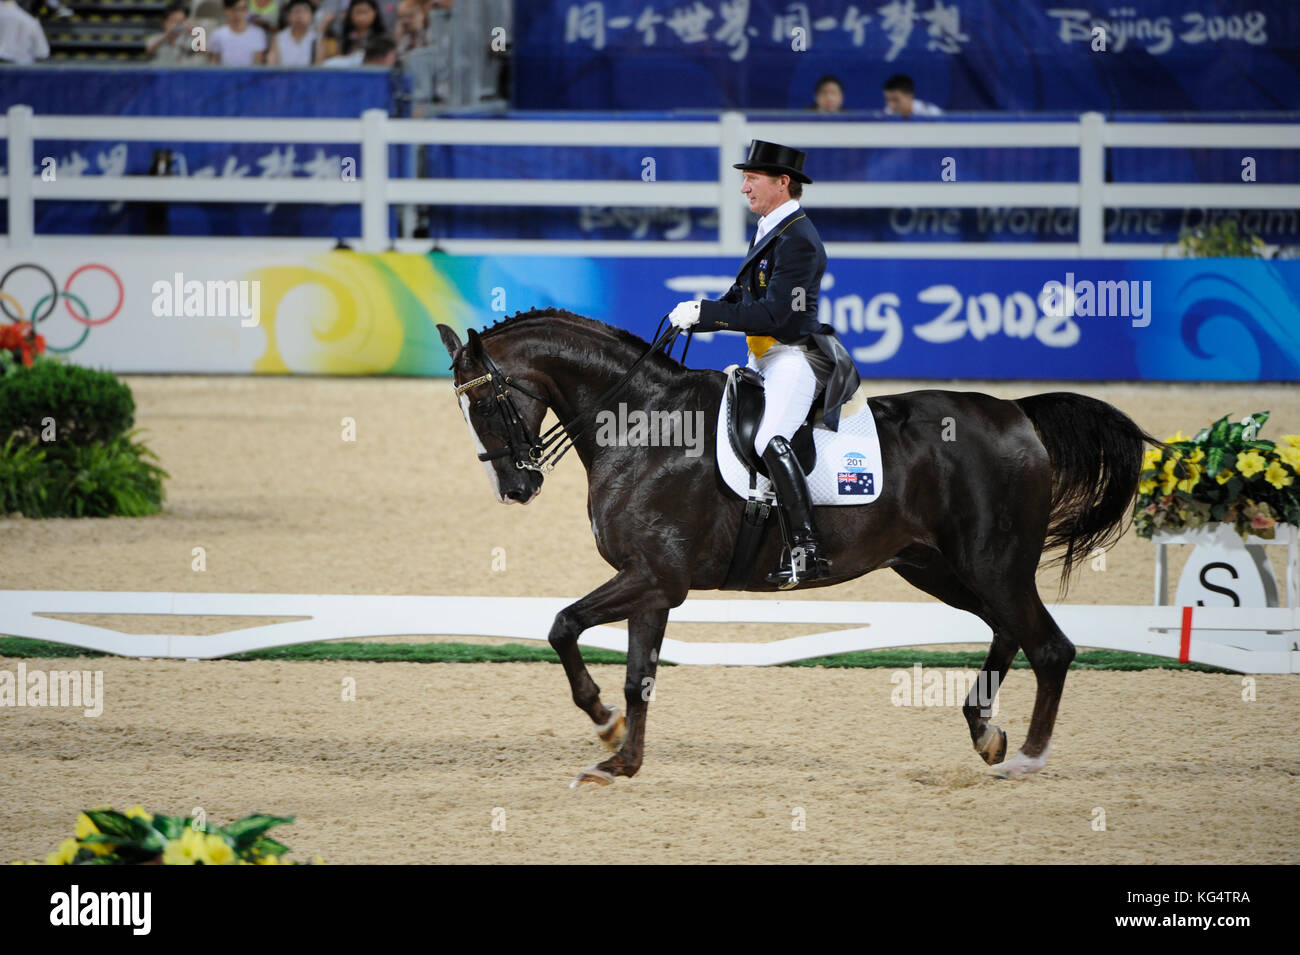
[{"left": 0, "top": 592, "right": 1296, "bottom": 674}]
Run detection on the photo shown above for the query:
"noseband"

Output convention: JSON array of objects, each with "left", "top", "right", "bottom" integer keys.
[{"left": 454, "top": 324, "right": 681, "bottom": 473}]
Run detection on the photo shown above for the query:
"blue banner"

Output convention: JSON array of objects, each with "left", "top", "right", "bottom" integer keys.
[
  {"left": 515, "top": 0, "right": 1300, "bottom": 111},
  {"left": 445, "top": 255, "right": 1300, "bottom": 381},
  {"left": 0, "top": 67, "right": 400, "bottom": 238}
]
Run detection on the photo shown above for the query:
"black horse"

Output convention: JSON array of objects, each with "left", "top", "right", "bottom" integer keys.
[{"left": 437, "top": 309, "right": 1156, "bottom": 785}]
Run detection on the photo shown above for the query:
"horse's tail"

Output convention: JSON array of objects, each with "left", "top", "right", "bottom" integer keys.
[{"left": 1015, "top": 392, "right": 1164, "bottom": 598}]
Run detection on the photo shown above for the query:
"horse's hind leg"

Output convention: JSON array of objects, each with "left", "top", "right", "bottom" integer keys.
[
  {"left": 894, "top": 559, "right": 1018, "bottom": 766},
  {"left": 980, "top": 592, "right": 1075, "bottom": 779}
]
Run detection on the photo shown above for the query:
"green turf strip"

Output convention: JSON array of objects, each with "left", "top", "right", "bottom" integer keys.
[{"left": 0, "top": 636, "right": 1230, "bottom": 672}]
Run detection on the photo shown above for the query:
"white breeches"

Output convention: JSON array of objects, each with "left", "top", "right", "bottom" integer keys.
[{"left": 749, "top": 344, "right": 825, "bottom": 457}]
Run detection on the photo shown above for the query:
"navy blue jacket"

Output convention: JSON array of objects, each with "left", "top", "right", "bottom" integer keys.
[
  {"left": 697, "top": 207, "right": 861, "bottom": 430},
  {"left": 696, "top": 208, "right": 826, "bottom": 339}
]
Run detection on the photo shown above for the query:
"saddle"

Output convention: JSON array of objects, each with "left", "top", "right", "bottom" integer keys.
[{"left": 724, "top": 367, "right": 817, "bottom": 477}]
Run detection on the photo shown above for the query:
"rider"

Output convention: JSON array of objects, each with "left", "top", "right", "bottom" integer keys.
[{"left": 669, "top": 140, "right": 860, "bottom": 585}]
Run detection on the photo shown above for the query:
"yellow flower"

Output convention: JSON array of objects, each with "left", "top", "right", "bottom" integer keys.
[
  {"left": 1158, "top": 456, "right": 1184, "bottom": 495},
  {"left": 45, "top": 839, "right": 81, "bottom": 866},
  {"left": 1276, "top": 444, "right": 1300, "bottom": 471},
  {"left": 1215, "top": 468, "right": 1234, "bottom": 485},
  {"left": 1236, "top": 450, "right": 1267, "bottom": 478},
  {"left": 1141, "top": 447, "right": 1163, "bottom": 471},
  {"left": 200, "top": 834, "right": 235, "bottom": 866},
  {"left": 255, "top": 852, "right": 282, "bottom": 865},
  {"left": 1280, "top": 434, "right": 1300, "bottom": 449},
  {"left": 1264, "top": 461, "right": 1294, "bottom": 489},
  {"left": 162, "top": 840, "right": 193, "bottom": 865},
  {"left": 162, "top": 828, "right": 207, "bottom": 865},
  {"left": 73, "top": 812, "right": 113, "bottom": 857},
  {"left": 1176, "top": 462, "right": 1203, "bottom": 493},
  {"left": 124, "top": 805, "right": 153, "bottom": 823},
  {"left": 1138, "top": 476, "right": 1157, "bottom": 495},
  {"left": 1164, "top": 429, "right": 1191, "bottom": 443},
  {"left": 161, "top": 827, "right": 234, "bottom": 865}
]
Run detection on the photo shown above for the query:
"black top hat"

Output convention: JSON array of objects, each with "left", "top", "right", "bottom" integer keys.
[{"left": 733, "top": 140, "right": 812, "bottom": 185}]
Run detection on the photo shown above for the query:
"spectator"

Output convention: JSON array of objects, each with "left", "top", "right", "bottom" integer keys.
[
  {"left": 361, "top": 33, "right": 394, "bottom": 66},
  {"left": 882, "top": 74, "right": 943, "bottom": 118},
  {"left": 247, "top": 0, "right": 279, "bottom": 32},
  {"left": 325, "top": 0, "right": 385, "bottom": 59},
  {"left": 266, "top": 0, "right": 324, "bottom": 64},
  {"left": 146, "top": 3, "right": 198, "bottom": 63},
  {"left": 321, "top": 28, "right": 391, "bottom": 66},
  {"left": 209, "top": 0, "right": 268, "bottom": 65},
  {"left": 811, "top": 75, "right": 844, "bottom": 113},
  {"left": 393, "top": 0, "right": 425, "bottom": 58},
  {"left": 0, "top": 0, "right": 49, "bottom": 64}
]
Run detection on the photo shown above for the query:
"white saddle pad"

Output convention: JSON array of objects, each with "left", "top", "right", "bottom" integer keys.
[{"left": 716, "top": 379, "right": 885, "bottom": 505}]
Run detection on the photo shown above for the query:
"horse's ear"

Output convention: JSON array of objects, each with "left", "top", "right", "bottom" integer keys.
[
  {"left": 436, "top": 323, "right": 463, "bottom": 360},
  {"left": 465, "top": 327, "right": 484, "bottom": 360}
]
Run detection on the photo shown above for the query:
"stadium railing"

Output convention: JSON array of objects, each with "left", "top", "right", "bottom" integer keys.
[{"left": 3, "top": 106, "right": 1298, "bottom": 257}]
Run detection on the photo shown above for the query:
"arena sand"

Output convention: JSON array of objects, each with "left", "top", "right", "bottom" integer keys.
[{"left": 2, "top": 377, "right": 1297, "bottom": 864}]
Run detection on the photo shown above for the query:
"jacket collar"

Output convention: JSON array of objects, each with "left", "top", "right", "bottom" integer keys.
[{"left": 739, "top": 204, "right": 804, "bottom": 273}]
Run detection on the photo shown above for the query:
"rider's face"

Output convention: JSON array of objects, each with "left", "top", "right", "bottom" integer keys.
[{"left": 742, "top": 171, "right": 790, "bottom": 218}]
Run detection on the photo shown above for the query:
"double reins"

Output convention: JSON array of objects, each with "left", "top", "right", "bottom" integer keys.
[{"left": 455, "top": 321, "right": 683, "bottom": 474}]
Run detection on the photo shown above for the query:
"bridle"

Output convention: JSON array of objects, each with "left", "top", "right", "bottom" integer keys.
[{"left": 454, "top": 324, "right": 682, "bottom": 473}]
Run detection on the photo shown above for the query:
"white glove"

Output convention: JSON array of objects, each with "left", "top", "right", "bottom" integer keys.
[{"left": 669, "top": 300, "right": 701, "bottom": 329}]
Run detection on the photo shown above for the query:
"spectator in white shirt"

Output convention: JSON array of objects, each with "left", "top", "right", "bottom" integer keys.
[
  {"left": 267, "top": 0, "right": 325, "bottom": 65},
  {"left": 0, "top": 0, "right": 49, "bottom": 64},
  {"left": 882, "top": 74, "right": 944, "bottom": 118},
  {"left": 322, "top": 31, "right": 393, "bottom": 67},
  {"left": 209, "top": 0, "right": 268, "bottom": 65}
]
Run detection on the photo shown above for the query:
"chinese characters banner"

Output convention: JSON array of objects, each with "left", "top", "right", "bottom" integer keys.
[{"left": 514, "top": 0, "right": 1300, "bottom": 111}]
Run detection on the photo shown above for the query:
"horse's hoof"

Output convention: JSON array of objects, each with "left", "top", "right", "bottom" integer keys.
[
  {"left": 987, "top": 747, "right": 1049, "bottom": 780},
  {"left": 569, "top": 765, "right": 615, "bottom": 788},
  {"left": 596, "top": 706, "right": 626, "bottom": 751},
  {"left": 976, "top": 725, "right": 1007, "bottom": 766}
]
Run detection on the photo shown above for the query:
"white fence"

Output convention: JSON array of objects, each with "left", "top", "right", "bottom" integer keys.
[
  {"left": 1, "top": 591, "right": 1295, "bottom": 674},
  {"left": 4, "top": 106, "right": 1298, "bottom": 259}
]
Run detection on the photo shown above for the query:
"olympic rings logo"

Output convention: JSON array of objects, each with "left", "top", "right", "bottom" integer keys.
[{"left": 0, "top": 263, "right": 125, "bottom": 353}]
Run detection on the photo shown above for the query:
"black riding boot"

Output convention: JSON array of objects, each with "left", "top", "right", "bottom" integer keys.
[{"left": 761, "top": 436, "right": 831, "bottom": 587}]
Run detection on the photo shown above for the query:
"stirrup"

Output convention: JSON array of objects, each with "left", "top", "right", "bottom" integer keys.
[{"left": 766, "top": 537, "right": 831, "bottom": 589}]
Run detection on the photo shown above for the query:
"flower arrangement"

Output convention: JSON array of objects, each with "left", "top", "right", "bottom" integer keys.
[
  {"left": 1133, "top": 411, "right": 1300, "bottom": 541},
  {"left": 13, "top": 807, "right": 319, "bottom": 865},
  {"left": 0, "top": 321, "right": 46, "bottom": 373}
]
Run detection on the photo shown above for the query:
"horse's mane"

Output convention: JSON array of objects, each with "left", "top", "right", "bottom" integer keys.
[{"left": 478, "top": 307, "right": 687, "bottom": 372}]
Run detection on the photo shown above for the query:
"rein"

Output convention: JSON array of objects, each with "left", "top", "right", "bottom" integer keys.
[{"left": 455, "top": 322, "right": 682, "bottom": 473}]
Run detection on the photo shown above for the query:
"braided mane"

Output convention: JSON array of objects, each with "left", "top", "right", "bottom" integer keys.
[{"left": 478, "top": 307, "right": 686, "bottom": 370}]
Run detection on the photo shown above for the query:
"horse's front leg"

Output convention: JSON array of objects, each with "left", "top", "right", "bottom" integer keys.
[
  {"left": 571, "top": 608, "right": 668, "bottom": 787},
  {"left": 546, "top": 567, "right": 674, "bottom": 760}
]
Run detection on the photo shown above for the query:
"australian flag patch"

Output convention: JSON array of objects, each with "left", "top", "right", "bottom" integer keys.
[{"left": 837, "top": 472, "right": 875, "bottom": 495}]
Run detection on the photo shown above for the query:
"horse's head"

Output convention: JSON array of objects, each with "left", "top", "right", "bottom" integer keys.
[{"left": 437, "top": 323, "right": 547, "bottom": 505}]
